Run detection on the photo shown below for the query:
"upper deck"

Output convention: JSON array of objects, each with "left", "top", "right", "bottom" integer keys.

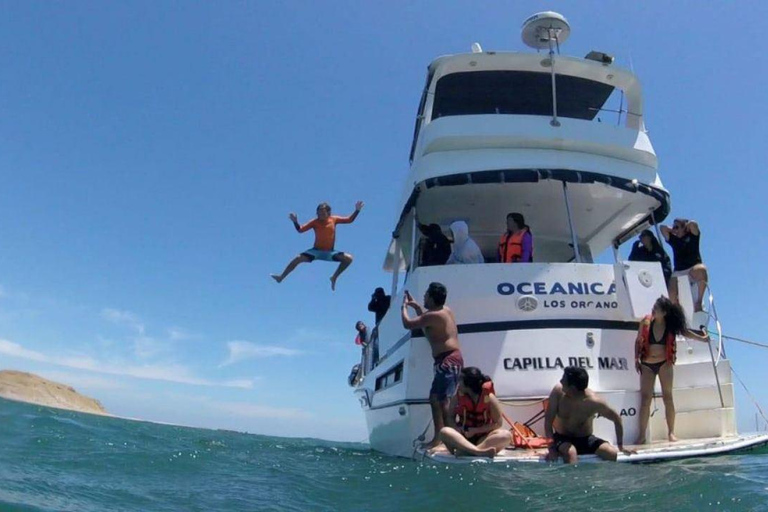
[
  {"left": 383, "top": 49, "right": 667, "bottom": 268},
  {"left": 409, "top": 52, "right": 653, "bottom": 172}
]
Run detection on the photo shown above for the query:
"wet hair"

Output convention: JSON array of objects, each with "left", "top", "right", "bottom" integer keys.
[
  {"left": 563, "top": 366, "right": 589, "bottom": 391},
  {"left": 653, "top": 296, "right": 687, "bottom": 335},
  {"left": 506, "top": 212, "right": 527, "bottom": 230},
  {"left": 461, "top": 367, "right": 491, "bottom": 395},
  {"left": 426, "top": 282, "right": 447, "bottom": 306},
  {"left": 316, "top": 202, "right": 331, "bottom": 213},
  {"left": 639, "top": 229, "right": 664, "bottom": 253}
]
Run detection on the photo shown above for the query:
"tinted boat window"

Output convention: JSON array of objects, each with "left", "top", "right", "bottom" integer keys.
[{"left": 432, "top": 71, "right": 614, "bottom": 121}]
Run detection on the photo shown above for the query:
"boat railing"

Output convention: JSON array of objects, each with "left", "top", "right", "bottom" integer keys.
[
  {"left": 698, "top": 282, "right": 726, "bottom": 408},
  {"left": 587, "top": 106, "right": 643, "bottom": 129}
]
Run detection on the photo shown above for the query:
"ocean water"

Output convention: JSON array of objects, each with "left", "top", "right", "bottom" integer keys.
[{"left": 1, "top": 398, "right": 767, "bottom": 512}]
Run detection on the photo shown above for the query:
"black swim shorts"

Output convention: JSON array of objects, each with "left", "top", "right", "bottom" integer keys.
[{"left": 552, "top": 432, "right": 608, "bottom": 455}]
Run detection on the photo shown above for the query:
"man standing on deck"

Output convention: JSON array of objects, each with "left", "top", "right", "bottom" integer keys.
[
  {"left": 544, "top": 366, "right": 628, "bottom": 464},
  {"left": 401, "top": 282, "right": 463, "bottom": 450}
]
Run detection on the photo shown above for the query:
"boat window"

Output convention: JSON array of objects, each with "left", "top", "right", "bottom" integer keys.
[
  {"left": 431, "top": 71, "right": 614, "bottom": 121},
  {"left": 375, "top": 361, "right": 404, "bottom": 391},
  {"left": 409, "top": 69, "right": 435, "bottom": 163}
]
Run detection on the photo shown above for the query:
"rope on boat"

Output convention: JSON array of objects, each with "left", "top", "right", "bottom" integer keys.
[
  {"left": 730, "top": 365, "right": 768, "bottom": 427},
  {"left": 498, "top": 398, "right": 547, "bottom": 407},
  {"left": 714, "top": 332, "right": 768, "bottom": 350},
  {"left": 412, "top": 418, "right": 432, "bottom": 460}
]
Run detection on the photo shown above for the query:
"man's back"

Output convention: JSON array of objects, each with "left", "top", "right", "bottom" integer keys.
[{"left": 423, "top": 306, "right": 460, "bottom": 356}]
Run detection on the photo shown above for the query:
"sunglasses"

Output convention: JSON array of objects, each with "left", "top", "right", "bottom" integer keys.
[{"left": 673, "top": 224, "right": 685, "bottom": 229}]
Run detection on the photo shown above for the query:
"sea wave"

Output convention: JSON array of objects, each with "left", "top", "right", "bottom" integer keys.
[{"left": 0, "top": 398, "right": 766, "bottom": 512}]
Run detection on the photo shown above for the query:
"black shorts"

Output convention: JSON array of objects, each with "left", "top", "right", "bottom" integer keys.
[{"left": 553, "top": 432, "right": 608, "bottom": 455}]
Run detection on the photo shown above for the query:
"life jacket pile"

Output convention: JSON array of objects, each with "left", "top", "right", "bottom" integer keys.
[
  {"left": 498, "top": 228, "right": 532, "bottom": 263},
  {"left": 635, "top": 315, "right": 677, "bottom": 364}
]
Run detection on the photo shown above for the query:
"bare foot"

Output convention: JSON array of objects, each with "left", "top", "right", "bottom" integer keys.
[
  {"left": 270, "top": 274, "right": 283, "bottom": 283},
  {"left": 668, "top": 433, "right": 678, "bottom": 442},
  {"left": 475, "top": 447, "right": 497, "bottom": 458},
  {"left": 330, "top": 276, "right": 337, "bottom": 291},
  {"left": 427, "top": 444, "right": 449, "bottom": 456},
  {"left": 456, "top": 447, "right": 496, "bottom": 458}
]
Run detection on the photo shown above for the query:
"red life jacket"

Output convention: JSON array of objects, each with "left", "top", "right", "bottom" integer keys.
[
  {"left": 455, "top": 381, "right": 495, "bottom": 429},
  {"left": 498, "top": 228, "right": 532, "bottom": 263},
  {"left": 635, "top": 315, "right": 677, "bottom": 364}
]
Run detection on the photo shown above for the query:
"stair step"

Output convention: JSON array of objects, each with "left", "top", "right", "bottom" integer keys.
[
  {"left": 655, "top": 384, "right": 734, "bottom": 412},
  {"left": 665, "top": 359, "right": 731, "bottom": 390},
  {"left": 649, "top": 407, "right": 736, "bottom": 441}
]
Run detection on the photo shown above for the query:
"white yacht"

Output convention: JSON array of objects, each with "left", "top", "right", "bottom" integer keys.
[{"left": 352, "top": 12, "right": 768, "bottom": 462}]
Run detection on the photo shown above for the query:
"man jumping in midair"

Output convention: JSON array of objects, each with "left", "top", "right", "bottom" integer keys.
[{"left": 271, "top": 201, "right": 363, "bottom": 291}]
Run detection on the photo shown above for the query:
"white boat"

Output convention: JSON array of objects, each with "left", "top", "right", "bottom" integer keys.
[{"left": 351, "top": 11, "right": 768, "bottom": 462}]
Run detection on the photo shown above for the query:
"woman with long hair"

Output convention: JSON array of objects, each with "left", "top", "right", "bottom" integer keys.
[
  {"left": 436, "top": 367, "right": 511, "bottom": 457},
  {"left": 634, "top": 296, "right": 709, "bottom": 444}
]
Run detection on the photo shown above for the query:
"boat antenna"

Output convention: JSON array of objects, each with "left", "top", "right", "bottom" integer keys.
[{"left": 521, "top": 12, "right": 571, "bottom": 127}]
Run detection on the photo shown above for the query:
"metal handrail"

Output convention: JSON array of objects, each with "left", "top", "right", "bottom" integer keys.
[{"left": 698, "top": 283, "right": 725, "bottom": 408}]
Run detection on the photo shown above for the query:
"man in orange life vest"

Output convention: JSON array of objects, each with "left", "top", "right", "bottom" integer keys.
[{"left": 498, "top": 213, "right": 533, "bottom": 263}]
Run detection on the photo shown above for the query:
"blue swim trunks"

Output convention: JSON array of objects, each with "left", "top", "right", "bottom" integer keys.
[
  {"left": 302, "top": 248, "right": 343, "bottom": 262},
  {"left": 430, "top": 349, "right": 464, "bottom": 401}
]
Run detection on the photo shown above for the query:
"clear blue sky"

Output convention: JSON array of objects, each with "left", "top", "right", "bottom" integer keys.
[{"left": 1, "top": 1, "right": 767, "bottom": 441}]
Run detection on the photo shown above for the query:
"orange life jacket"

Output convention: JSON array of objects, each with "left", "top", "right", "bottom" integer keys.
[
  {"left": 635, "top": 315, "right": 677, "bottom": 364},
  {"left": 455, "top": 381, "right": 495, "bottom": 429},
  {"left": 498, "top": 228, "right": 531, "bottom": 263},
  {"left": 511, "top": 422, "right": 552, "bottom": 449}
]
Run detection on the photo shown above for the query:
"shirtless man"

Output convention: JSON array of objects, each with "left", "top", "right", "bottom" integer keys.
[
  {"left": 271, "top": 201, "right": 363, "bottom": 290},
  {"left": 401, "top": 282, "right": 463, "bottom": 450},
  {"left": 544, "top": 366, "right": 627, "bottom": 464}
]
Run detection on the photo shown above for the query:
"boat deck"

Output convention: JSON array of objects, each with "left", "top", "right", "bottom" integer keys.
[{"left": 420, "top": 433, "right": 768, "bottom": 464}]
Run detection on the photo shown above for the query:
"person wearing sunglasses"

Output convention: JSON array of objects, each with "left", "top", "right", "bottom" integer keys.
[{"left": 660, "top": 218, "right": 708, "bottom": 312}]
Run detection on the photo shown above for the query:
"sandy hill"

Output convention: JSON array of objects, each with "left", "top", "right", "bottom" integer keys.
[{"left": 0, "top": 370, "right": 108, "bottom": 415}]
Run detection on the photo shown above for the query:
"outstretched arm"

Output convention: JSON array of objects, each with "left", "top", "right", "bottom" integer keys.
[
  {"left": 544, "top": 386, "right": 560, "bottom": 440},
  {"left": 401, "top": 292, "right": 430, "bottom": 330},
  {"left": 290, "top": 213, "right": 314, "bottom": 233},
  {"left": 335, "top": 201, "right": 365, "bottom": 224},
  {"left": 684, "top": 328, "right": 710, "bottom": 342},
  {"left": 597, "top": 401, "right": 624, "bottom": 450}
]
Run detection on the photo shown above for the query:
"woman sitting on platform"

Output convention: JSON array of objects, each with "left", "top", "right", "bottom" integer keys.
[
  {"left": 635, "top": 297, "right": 709, "bottom": 444},
  {"left": 436, "top": 367, "right": 511, "bottom": 457}
]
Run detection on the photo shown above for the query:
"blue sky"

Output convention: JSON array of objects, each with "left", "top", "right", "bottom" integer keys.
[{"left": 1, "top": 1, "right": 767, "bottom": 441}]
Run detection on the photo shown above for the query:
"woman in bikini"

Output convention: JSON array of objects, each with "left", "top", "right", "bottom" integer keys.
[{"left": 634, "top": 296, "right": 709, "bottom": 444}]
